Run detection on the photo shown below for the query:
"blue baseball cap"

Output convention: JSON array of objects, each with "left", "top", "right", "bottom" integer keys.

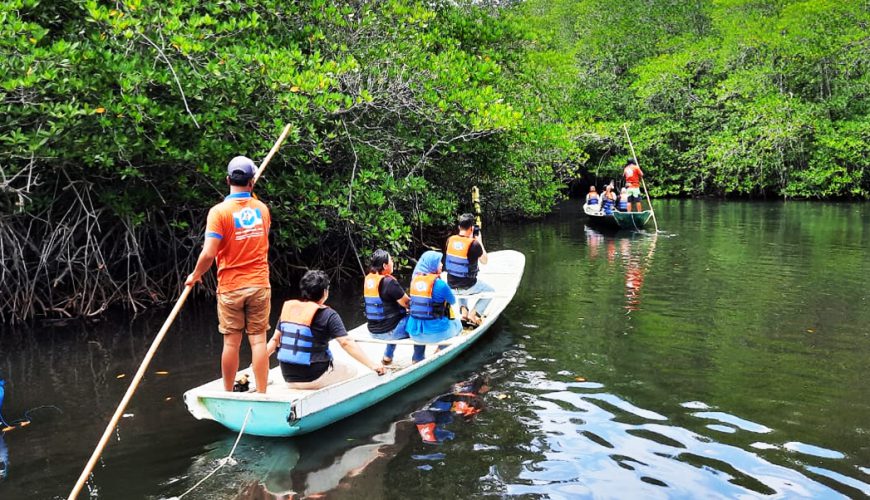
[{"left": 227, "top": 156, "right": 256, "bottom": 180}]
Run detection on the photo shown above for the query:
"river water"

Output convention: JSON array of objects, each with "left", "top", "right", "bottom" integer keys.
[{"left": 0, "top": 199, "right": 868, "bottom": 499}]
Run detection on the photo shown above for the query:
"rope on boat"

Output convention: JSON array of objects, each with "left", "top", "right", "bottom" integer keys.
[{"left": 175, "top": 406, "right": 253, "bottom": 499}]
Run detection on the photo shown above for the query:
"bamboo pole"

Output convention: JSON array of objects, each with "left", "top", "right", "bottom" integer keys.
[
  {"left": 622, "top": 124, "right": 659, "bottom": 233},
  {"left": 253, "top": 124, "right": 292, "bottom": 185},
  {"left": 69, "top": 124, "right": 293, "bottom": 499},
  {"left": 68, "top": 285, "right": 192, "bottom": 499}
]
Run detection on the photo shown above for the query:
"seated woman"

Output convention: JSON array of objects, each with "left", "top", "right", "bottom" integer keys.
[
  {"left": 267, "top": 270, "right": 385, "bottom": 390},
  {"left": 405, "top": 250, "right": 463, "bottom": 345},
  {"left": 618, "top": 187, "right": 629, "bottom": 211},
  {"left": 364, "top": 249, "right": 425, "bottom": 364},
  {"left": 585, "top": 186, "right": 599, "bottom": 207},
  {"left": 601, "top": 184, "right": 617, "bottom": 215}
]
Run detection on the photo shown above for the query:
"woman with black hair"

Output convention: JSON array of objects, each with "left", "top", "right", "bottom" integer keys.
[
  {"left": 364, "top": 250, "right": 425, "bottom": 364},
  {"left": 267, "top": 270, "right": 385, "bottom": 389}
]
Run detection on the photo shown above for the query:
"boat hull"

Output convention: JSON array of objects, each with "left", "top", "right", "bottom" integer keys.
[
  {"left": 184, "top": 250, "right": 525, "bottom": 437},
  {"left": 583, "top": 204, "right": 651, "bottom": 231}
]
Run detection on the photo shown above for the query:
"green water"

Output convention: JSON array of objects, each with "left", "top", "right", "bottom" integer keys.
[{"left": 0, "top": 199, "right": 868, "bottom": 498}]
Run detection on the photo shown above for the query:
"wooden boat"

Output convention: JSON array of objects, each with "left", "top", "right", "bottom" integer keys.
[
  {"left": 183, "top": 250, "right": 525, "bottom": 437},
  {"left": 583, "top": 203, "right": 652, "bottom": 231}
]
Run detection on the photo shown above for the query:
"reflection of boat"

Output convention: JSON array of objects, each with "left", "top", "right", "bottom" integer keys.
[
  {"left": 246, "top": 421, "right": 404, "bottom": 498},
  {"left": 183, "top": 251, "right": 525, "bottom": 437},
  {"left": 583, "top": 203, "right": 651, "bottom": 231}
]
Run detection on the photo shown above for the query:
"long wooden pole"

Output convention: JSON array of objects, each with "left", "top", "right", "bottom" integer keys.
[
  {"left": 622, "top": 124, "right": 659, "bottom": 233},
  {"left": 69, "top": 124, "right": 293, "bottom": 499},
  {"left": 68, "top": 285, "right": 192, "bottom": 499},
  {"left": 253, "top": 124, "right": 292, "bottom": 185}
]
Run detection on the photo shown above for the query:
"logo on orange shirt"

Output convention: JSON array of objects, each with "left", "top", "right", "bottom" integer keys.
[{"left": 233, "top": 207, "right": 263, "bottom": 229}]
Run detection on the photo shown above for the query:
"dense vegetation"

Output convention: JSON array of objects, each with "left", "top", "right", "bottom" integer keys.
[{"left": 1, "top": 0, "right": 867, "bottom": 321}]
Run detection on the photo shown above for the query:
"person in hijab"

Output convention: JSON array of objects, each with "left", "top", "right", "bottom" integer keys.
[{"left": 405, "top": 250, "right": 463, "bottom": 344}]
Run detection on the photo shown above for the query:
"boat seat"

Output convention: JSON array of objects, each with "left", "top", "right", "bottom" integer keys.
[{"left": 349, "top": 335, "right": 465, "bottom": 346}]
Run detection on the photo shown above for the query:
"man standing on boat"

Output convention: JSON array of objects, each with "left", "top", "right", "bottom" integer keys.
[
  {"left": 185, "top": 156, "right": 272, "bottom": 393},
  {"left": 445, "top": 213, "right": 493, "bottom": 326},
  {"left": 623, "top": 159, "right": 644, "bottom": 212}
]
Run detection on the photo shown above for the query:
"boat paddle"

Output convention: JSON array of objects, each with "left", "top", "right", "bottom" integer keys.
[
  {"left": 622, "top": 123, "right": 659, "bottom": 233},
  {"left": 68, "top": 123, "right": 293, "bottom": 500}
]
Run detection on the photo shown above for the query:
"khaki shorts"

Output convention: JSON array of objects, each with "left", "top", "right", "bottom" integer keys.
[{"left": 217, "top": 287, "right": 271, "bottom": 336}]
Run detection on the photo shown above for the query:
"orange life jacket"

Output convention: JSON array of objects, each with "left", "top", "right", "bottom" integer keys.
[
  {"left": 409, "top": 274, "right": 446, "bottom": 319},
  {"left": 445, "top": 235, "right": 478, "bottom": 279}
]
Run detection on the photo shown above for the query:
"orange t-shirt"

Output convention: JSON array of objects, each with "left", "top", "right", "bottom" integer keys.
[
  {"left": 624, "top": 165, "right": 643, "bottom": 187},
  {"left": 205, "top": 192, "right": 271, "bottom": 293}
]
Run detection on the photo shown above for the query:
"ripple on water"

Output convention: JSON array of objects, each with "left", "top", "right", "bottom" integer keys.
[
  {"left": 512, "top": 384, "right": 847, "bottom": 499},
  {"left": 805, "top": 466, "right": 870, "bottom": 497},
  {"left": 783, "top": 441, "right": 846, "bottom": 459},
  {"left": 706, "top": 424, "right": 738, "bottom": 434},
  {"left": 691, "top": 411, "right": 773, "bottom": 433},
  {"left": 680, "top": 401, "right": 712, "bottom": 410}
]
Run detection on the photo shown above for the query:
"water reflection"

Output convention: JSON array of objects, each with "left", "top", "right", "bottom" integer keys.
[
  {"left": 0, "top": 433, "right": 8, "bottom": 481},
  {"left": 584, "top": 227, "right": 658, "bottom": 312},
  {"left": 504, "top": 371, "right": 864, "bottom": 498}
]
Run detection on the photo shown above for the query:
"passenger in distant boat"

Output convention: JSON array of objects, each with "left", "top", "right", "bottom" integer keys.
[
  {"left": 267, "top": 270, "right": 385, "bottom": 390},
  {"left": 585, "top": 186, "right": 599, "bottom": 207},
  {"left": 623, "top": 159, "right": 644, "bottom": 212},
  {"left": 364, "top": 249, "right": 425, "bottom": 365},
  {"left": 405, "top": 251, "right": 463, "bottom": 344},
  {"left": 445, "top": 213, "right": 493, "bottom": 326},
  {"left": 185, "top": 156, "right": 272, "bottom": 393},
  {"left": 618, "top": 187, "right": 629, "bottom": 211},
  {"left": 601, "top": 184, "right": 617, "bottom": 215}
]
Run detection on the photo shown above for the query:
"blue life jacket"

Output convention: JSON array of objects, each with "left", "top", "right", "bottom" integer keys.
[
  {"left": 587, "top": 197, "right": 599, "bottom": 205},
  {"left": 277, "top": 300, "right": 331, "bottom": 366},
  {"left": 618, "top": 198, "right": 628, "bottom": 210},
  {"left": 602, "top": 197, "right": 615, "bottom": 215},
  {"left": 409, "top": 274, "right": 447, "bottom": 319},
  {"left": 445, "top": 235, "right": 478, "bottom": 279}
]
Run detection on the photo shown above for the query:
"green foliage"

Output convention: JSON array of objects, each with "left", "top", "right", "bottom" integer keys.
[
  {"left": 0, "top": 0, "right": 575, "bottom": 320},
  {"left": 524, "top": 0, "right": 869, "bottom": 199},
  {"left": 2, "top": 0, "right": 867, "bottom": 320}
]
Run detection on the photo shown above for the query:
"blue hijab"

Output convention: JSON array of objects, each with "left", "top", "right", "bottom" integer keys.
[{"left": 413, "top": 250, "right": 443, "bottom": 276}]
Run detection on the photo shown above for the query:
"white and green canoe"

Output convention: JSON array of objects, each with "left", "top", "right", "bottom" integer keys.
[{"left": 183, "top": 250, "right": 525, "bottom": 437}]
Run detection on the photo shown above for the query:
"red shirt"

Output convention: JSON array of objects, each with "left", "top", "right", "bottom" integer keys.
[
  {"left": 624, "top": 165, "right": 643, "bottom": 187},
  {"left": 205, "top": 192, "right": 271, "bottom": 293}
]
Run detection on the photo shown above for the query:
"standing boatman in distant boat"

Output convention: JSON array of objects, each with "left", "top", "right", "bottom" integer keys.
[
  {"left": 185, "top": 156, "right": 272, "bottom": 393},
  {"left": 623, "top": 159, "right": 644, "bottom": 212}
]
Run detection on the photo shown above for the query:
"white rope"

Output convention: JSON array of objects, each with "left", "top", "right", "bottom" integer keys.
[{"left": 175, "top": 407, "right": 253, "bottom": 499}]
